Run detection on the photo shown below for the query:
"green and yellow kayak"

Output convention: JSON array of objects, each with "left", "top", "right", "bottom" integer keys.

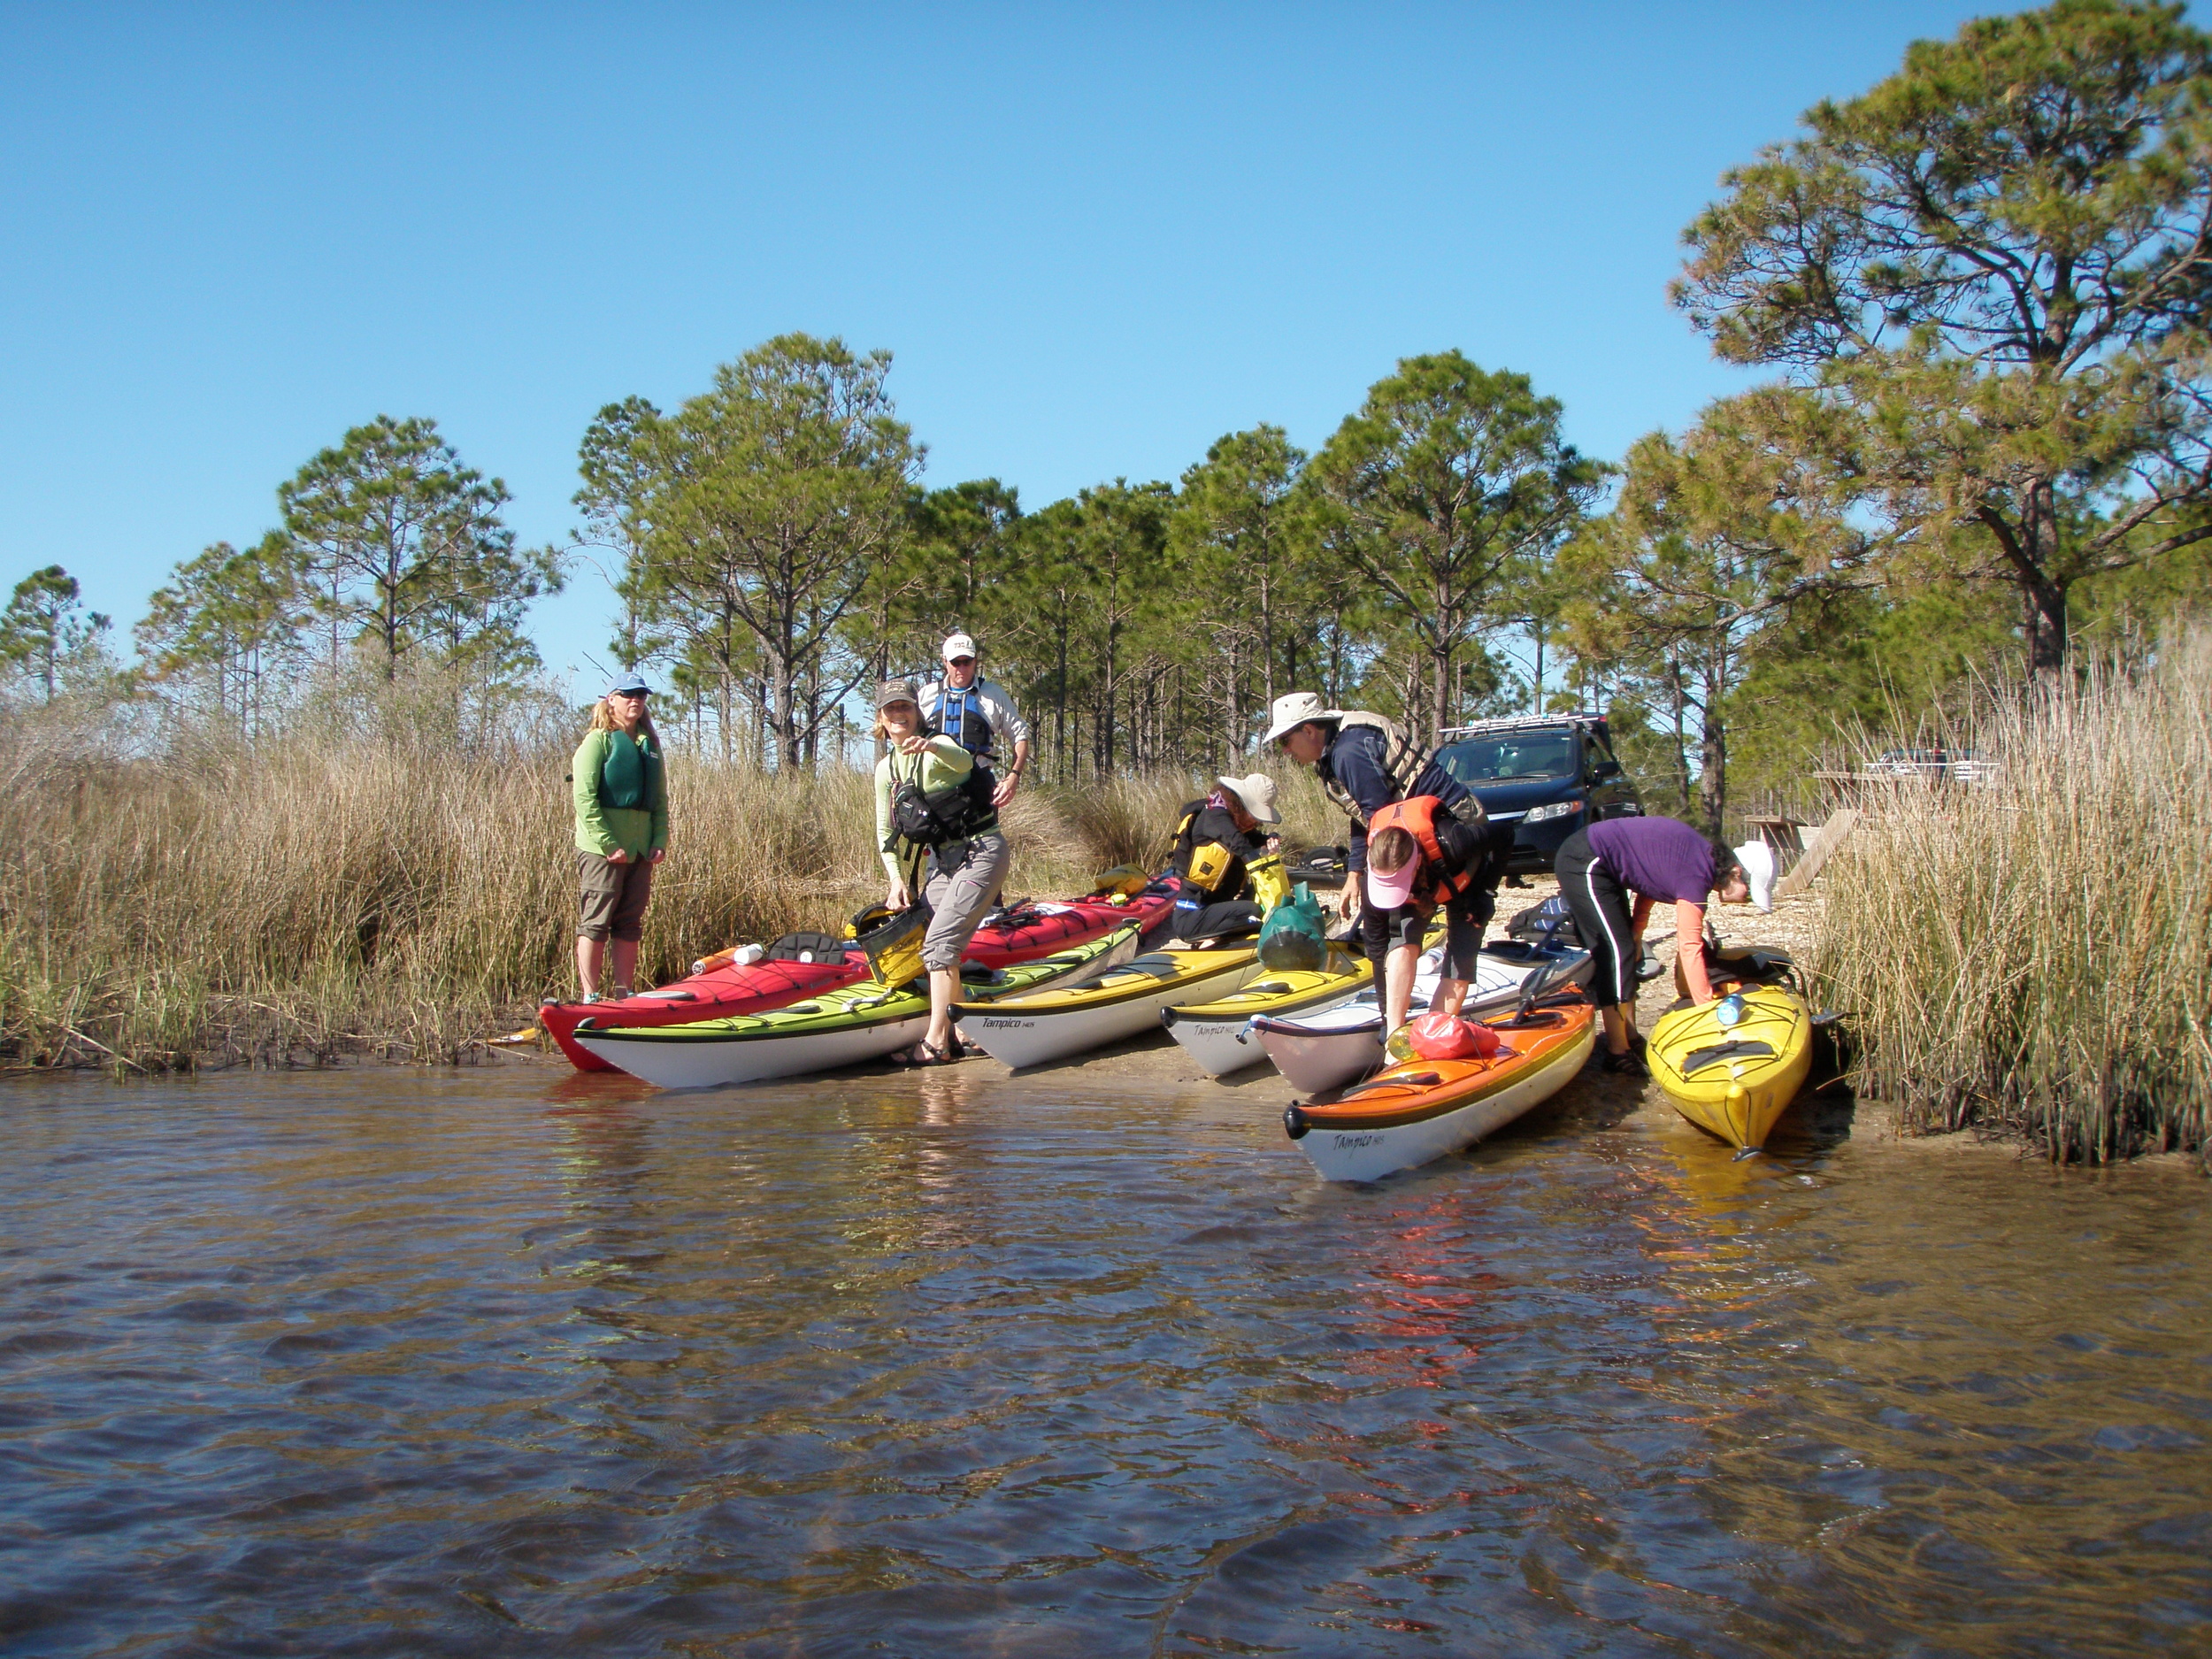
[{"left": 575, "top": 925, "right": 1141, "bottom": 1089}]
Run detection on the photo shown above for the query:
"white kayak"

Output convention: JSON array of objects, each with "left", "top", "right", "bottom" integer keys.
[
  {"left": 573, "top": 926, "right": 1140, "bottom": 1089},
  {"left": 953, "top": 941, "right": 1263, "bottom": 1070},
  {"left": 1252, "top": 939, "right": 1591, "bottom": 1094}
]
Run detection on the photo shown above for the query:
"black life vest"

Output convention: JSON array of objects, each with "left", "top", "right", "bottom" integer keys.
[{"left": 887, "top": 749, "right": 998, "bottom": 848}]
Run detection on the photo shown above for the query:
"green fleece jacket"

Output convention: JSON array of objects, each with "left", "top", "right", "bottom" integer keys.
[{"left": 572, "top": 727, "right": 669, "bottom": 860}]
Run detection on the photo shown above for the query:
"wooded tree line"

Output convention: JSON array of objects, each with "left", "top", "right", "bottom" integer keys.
[{"left": 20, "top": 0, "right": 2212, "bottom": 836}]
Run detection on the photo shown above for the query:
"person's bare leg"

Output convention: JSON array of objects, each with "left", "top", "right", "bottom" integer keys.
[
  {"left": 1431, "top": 976, "right": 1469, "bottom": 1017},
  {"left": 611, "top": 938, "right": 641, "bottom": 996},
  {"left": 576, "top": 936, "right": 605, "bottom": 997},
  {"left": 1601, "top": 1004, "right": 1633, "bottom": 1056},
  {"left": 1383, "top": 941, "right": 1420, "bottom": 1029},
  {"left": 925, "top": 965, "right": 959, "bottom": 1056}
]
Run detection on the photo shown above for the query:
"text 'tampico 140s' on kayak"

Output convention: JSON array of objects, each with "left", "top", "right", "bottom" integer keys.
[
  {"left": 1252, "top": 938, "right": 1592, "bottom": 1095},
  {"left": 541, "top": 885, "right": 1174, "bottom": 1071},
  {"left": 951, "top": 939, "right": 1265, "bottom": 1070},
  {"left": 1646, "top": 984, "right": 1812, "bottom": 1155},
  {"left": 573, "top": 926, "right": 1141, "bottom": 1089},
  {"left": 1282, "top": 995, "right": 1597, "bottom": 1182}
]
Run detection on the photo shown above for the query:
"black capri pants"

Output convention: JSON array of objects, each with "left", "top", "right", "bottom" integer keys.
[
  {"left": 1554, "top": 828, "right": 1638, "bottom": 1005},
  {"left": 1358, "top": 870, "right": 1492, "bottom": 979}
]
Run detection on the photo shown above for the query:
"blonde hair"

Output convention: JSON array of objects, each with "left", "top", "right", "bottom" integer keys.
[
  {"left": 1369, "top": 826, "right": 1418, "bottom": 876},
  {"left": 588, "top": 695, "right": 660, "bottom": 750}
]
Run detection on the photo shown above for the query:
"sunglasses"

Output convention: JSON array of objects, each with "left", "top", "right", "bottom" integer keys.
[{"left": 948, "top": 657, "right": 976, "bottom": 667}]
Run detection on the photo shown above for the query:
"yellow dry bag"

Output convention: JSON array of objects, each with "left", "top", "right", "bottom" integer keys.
[
  {"left": 1092, "top": 864, "right": 1150, "bottom": 898},
  {"left": 1249, "top": 852, "right": 1292, "bottom": 913},
  {"left": 853, "top": 903, "right": 930, "bottom": 987}
]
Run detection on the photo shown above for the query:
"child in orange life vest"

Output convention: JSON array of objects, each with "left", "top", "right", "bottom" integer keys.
[{"left": 1363, "top": 795, "right": 1517, "bottom": 1033}]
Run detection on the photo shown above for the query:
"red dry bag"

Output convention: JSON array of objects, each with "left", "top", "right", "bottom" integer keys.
[{"left": 1405, "top": 1012, "right": 1502, "bottom": 1061}]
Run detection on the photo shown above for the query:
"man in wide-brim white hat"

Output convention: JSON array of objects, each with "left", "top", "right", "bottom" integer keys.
[{"left": 1260, "top": 689, "right": 1486, "bottom": 1032}]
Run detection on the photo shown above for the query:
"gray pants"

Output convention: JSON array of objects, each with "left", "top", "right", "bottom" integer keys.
[{"left": 921, "top": 831, "right": 1011, "bottom": 971}]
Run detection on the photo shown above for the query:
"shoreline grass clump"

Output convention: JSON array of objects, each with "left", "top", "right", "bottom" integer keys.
[
  {"left": 1809, "top": 632, "right": 2212, "bottom": 1163},
  {"left": 0, "top": 713, "right": 1338, "bottom": 1073}
]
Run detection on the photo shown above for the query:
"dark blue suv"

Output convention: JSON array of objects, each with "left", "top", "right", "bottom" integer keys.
[{"left": 1435, "top": 715, "right": 1642, "bottom": 875}]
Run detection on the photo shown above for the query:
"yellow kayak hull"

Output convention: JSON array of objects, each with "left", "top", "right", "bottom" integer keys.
[{"left": 1647, "top": 986, "right": 1812, "bottom": 1152}]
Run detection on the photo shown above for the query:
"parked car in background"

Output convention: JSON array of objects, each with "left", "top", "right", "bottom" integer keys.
[{"left": 1435, "top": 714, "right": 1643, "bottom": 875}]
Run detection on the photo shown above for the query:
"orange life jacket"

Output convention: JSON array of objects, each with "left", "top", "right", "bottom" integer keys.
[{"left": 1367, "top": 795, "right": 1471, "bottom": 905}]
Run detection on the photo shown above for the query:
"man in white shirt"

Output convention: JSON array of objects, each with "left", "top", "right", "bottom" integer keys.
[{"left": 919, "top": 632, "right": 1033, "bottom": 809}]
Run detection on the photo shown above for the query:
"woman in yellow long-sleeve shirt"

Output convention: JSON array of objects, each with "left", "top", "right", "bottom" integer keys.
[{"left": 872, "top": 677, "right": 1010, "bottom": 1064}]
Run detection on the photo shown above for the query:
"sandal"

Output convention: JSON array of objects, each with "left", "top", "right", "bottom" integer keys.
[{"left": 894, "top": 1041, "right": 957, "bottom": 1067}]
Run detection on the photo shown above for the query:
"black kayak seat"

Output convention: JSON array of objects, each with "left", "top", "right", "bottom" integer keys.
[{"left": 1680, "top": 1039, "right": 1778, "bottom": 1075}]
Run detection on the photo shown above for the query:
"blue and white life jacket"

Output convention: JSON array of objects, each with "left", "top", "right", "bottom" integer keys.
[{"left": 926, "top": 683, "right": 996, "bottom": 760}]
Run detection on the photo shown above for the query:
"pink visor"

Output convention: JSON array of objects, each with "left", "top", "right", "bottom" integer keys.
[{"left": 1365, "top": 861, "right": 1418, "bottom": 910}]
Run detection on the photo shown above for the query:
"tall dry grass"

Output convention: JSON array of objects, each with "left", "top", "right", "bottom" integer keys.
[
  {"left": 1809, "top": 633, "right": 2212, "bottom": 1161},
  {"left": 0, "top": 720, "right": 1349, "bottom": 1071}
]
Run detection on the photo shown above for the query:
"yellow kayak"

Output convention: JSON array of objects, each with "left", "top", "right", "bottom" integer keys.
[
  {"left": 1161, "top": 948, "right": 1373, "bottom": 1076},
  {"left": 1647, "top": 985, "right": 1812, "bottom": 1153}
]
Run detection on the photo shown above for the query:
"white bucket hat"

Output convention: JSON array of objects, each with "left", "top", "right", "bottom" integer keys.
[
  {"left": 1217, "top": 773, "right": 1280, "bottom": 825},
  {"left": 941, "top": 632, "right": 978, "bottom": 662},
  {"left": 1261, "top": 690, "right": 1336, "bottom": 746},
  {"left": 1732, "top": 840, "right": 1778, "bottom": 912}
]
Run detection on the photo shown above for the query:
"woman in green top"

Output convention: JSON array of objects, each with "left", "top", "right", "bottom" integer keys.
[
  {"left": 873, "top": 677, "right": 1010, "bottom": 1064},
  {"left": 572, "top": 672, "right": 669, "bottom": 1002}
]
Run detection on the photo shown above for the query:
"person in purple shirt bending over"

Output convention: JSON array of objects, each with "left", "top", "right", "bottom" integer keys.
[{"left": 1555, "top": 817, "right": 1778, "bottom": 1078}]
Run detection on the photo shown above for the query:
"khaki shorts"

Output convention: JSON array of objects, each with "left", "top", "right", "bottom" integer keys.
[
  {"left": 578, "top": 850, "right": 654, "bottom": 944},
  {"left": 920, "top": 831, "right": 1012, "bottom": 971}
]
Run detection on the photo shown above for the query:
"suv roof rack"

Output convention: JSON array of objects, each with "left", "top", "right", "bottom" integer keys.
[{"left": 1438, "top": 712, "right": 1608, "bottom": 739}]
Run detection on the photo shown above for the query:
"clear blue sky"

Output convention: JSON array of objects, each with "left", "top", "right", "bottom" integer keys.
[{"left": 1, "top": 2, "right": 2010, "bottom": 689}]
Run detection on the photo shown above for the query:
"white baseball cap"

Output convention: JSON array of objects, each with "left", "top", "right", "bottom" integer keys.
[
  {"left": 941, "top": 632, "right": 978, "bottom": 661},
  {"left": 1732, "top": 841, "right": 1777, "bottom": 912},
  {"left": 1261, "top": 690, "right": 1337, "bottom": 746}
]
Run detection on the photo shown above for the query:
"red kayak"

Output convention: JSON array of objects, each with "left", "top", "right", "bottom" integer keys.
[{"left": 541, "top": 887, "right": 1177, "bottom": 1071}]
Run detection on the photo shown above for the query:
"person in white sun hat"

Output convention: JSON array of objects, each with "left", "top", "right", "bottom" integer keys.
[
  {"left": 1164, "top": 772, "right": 1292, "bottom": 941},
  {"left": 918, "top": 632, "right": 1033, "bottom": 809},
  {"left": 1552, "top": 815, "right": 1776, "bottom": 1079}
]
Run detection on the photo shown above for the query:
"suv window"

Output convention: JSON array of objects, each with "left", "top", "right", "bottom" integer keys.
[{"left": 1440, "top": 729, "right": 1578, "bottom": 784}]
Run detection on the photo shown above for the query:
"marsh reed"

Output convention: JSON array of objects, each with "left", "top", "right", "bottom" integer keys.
[
  {"left": 1809, "top": 632, "right": 2212, "bottom": 1161},
  {"left": 0, "top": 718, "right": 1338, "bottom": 1071}
]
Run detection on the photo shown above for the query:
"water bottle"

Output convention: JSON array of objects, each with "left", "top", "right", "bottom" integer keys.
[{"left": 1716, "top": 993, "right": 1746, "bottom": 1028}]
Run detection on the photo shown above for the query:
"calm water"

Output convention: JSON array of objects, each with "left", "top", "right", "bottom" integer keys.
[{"left": 2, "top": 1060, "right": 2208, "bottom": 1657}]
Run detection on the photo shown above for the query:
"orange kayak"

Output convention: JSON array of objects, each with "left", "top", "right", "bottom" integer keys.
[{"left": 1283, "top": 997, "right": 1596, "bottom": 1181}]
